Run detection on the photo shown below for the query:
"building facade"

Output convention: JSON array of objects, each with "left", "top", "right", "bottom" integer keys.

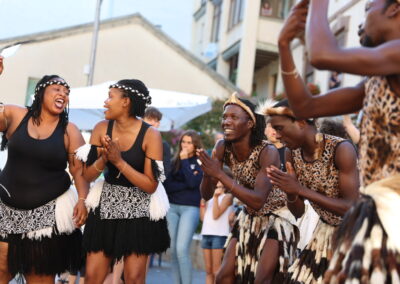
[
  {"left": 191, "top": 0, "right": 365, "bottom": 99},
  {"left": 191, "top": 0, "right": 294, "bottom": 98},
  {"left": 288, "top": 0, "right": 366, "bottom": 96}
]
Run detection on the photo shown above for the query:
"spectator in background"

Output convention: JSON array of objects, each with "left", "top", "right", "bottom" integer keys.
[
  {"left": 213, "top": 132, "right": 224, "bottom": 144},
  {"left": 265, "top": 121, "right": 286, "bottom": 171},
  {"left": 319, "top": 118, "right": 350, "bottom": 140},
  {"left": 200, "top": 168, "right": 233, "bottom": 284},
  {"left": 328, "top": 71, "right": 342, "bottom": 89},
  {"left": 261, "top": 1, "right": 273, "bottom": 16},
  {"left": 164, "top": 130, "right": 204, "bottom": 284},
  {"left": 143, "top": 106, "right": 172, "bottom": 177}
]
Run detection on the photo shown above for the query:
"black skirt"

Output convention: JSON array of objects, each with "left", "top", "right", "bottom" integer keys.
[
  {"left": 0, "top": 229, "right": 82, "bottom": 276},
  {"left": 83, "top": 207, "right": 170, "bottom": 261}
]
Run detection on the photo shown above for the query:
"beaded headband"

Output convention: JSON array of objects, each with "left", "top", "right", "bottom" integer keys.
[
  {"left": 109, "top": 83, "right": 152, "bottom": 107},
  {"left": 35, "top": 80, "right": 70, "bottom": 95},
  {"left": 223, "top": 93, "right": 256, "bottom": 123}
]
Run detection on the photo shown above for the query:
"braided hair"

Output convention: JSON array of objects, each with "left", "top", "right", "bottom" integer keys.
[
  {"left": 109, "top": 79, "right": 151, "bottom": 118},
  {"left": 29, "top": 75, "right": 70, "bottom": 130},
  {"left": 1, "top": 75, "right": 69, "bottom": 150}
]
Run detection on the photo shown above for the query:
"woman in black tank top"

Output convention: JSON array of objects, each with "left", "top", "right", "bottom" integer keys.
[
  {"left": 81, "top": 79, "right": 169, "bottom": 283},
  {"left": 0, "top": 59, "right": 89, "bottom": 284}
]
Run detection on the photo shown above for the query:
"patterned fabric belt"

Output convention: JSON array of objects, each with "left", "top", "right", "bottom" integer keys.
[
  {"left": 100, "top": 181, "right": 151, "bottom": 220},
  {"left": 0, "top": 198, "right": 56, "bottom": 235}
]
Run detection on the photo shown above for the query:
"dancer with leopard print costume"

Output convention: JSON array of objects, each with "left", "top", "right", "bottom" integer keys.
[
  {"left": 263, "top": 100, "right": 359, "bottom": 284},
  {"left": 277, "top": 0, "right": 400, "bottom": 282},
  {"left": 198, "top": 93, "right": 298, "bottom": 283}
]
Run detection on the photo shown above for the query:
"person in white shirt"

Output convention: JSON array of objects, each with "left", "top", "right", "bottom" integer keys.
[{"left": 200, "top": 181, "right": 233, "bottom": 284}]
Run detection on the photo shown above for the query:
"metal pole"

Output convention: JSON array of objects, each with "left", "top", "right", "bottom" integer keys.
[{"left": 87, "top": 0, "right": 103, "bottom": 86}]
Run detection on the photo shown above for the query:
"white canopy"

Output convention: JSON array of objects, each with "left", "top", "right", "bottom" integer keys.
[{"left": 31, "top": 81, "right": 212, "bottom": 131}]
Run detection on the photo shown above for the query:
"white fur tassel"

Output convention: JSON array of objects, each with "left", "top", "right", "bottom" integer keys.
[
  {"left": 75, "top": 143, "right": 91, "bottom": 162},
  {"left": 55, "top": 187, "right": 78, "bottom": 234},
  {"left": 25, "top": 226, "right": 53, "bottom": 240},
  {"left": 85, "top": 179, "right": 104, "bottom": 212},
  {"left": 149, "top": 182, "right": 170, "bottom": 221}
]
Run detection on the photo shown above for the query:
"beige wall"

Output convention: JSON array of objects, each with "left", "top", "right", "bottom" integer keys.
[
  {"left": 257, "top": 17, "right": 283, "bottom": 46},
  {"left": 236, "top": 0, "right": 261, "bottom": 95},
  {"left": 0, "top": 20, "right": 233, "bottom": 105},
  {"left": 254, "top": 59, "right": 279, "bottom": 99}
]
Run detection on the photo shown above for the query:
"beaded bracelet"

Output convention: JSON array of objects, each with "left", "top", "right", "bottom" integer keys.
[{"left": 281, "top": 68, "right": 299, "bottom": 79}]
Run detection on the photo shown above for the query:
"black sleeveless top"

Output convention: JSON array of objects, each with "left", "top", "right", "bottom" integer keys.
[
  {"left": 104, "top": 120, "right": 150, "bottom": 187},
  {"left": 0, "top": 112, "right": 71, "bottom": 209}
]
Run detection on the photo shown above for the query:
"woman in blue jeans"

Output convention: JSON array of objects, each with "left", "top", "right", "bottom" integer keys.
[{"left": 165, "top": 130, "right": 203, "bottom": 284}]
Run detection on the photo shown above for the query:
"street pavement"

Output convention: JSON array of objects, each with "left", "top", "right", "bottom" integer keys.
[
  {"left": 9, "top": 262, "right": 206, "bottom": 284},
  {"left": 147, "top": 261, "right": 206, "bottom": 284}
]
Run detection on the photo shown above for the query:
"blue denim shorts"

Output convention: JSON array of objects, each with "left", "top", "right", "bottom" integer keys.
[{"left": 201, "top": 235, "right": 227, "bottom": 249}]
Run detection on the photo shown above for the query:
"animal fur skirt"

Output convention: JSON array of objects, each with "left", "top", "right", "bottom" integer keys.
[
  {"left": 324, "top": 175, "right": 400, "bottom": 284},
  {"left": 226, "top": 207, "right": 299, "bottom": 283}
]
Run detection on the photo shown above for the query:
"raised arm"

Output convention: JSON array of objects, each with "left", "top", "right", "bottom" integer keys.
[
  {"left": 277, "top": 0, "right": 365, "bottom": 119},
  {"left": 0, "top": 57, "right": 30, "bottom": 137},
  {"left": 212, "top": 193, "right": 233, "bottom": 220},
  {"left": 307, "top": 0, "right": 400, "bottom": 75}
]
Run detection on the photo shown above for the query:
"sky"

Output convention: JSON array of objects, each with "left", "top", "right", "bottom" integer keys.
[{"left": 0, "top": 0, "right": 194, "bottom": 48}]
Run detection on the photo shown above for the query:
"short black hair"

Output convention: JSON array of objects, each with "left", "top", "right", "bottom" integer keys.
[
  {"left": 319, "top": 119, "right": 349, "bottom": 139},
  {"left": 144, "top": 106, "right": 162, "bottom": 121}
]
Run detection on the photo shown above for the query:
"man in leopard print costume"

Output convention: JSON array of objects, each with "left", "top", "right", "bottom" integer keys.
[
  {"left": 278, "top": 0, "right": 400, "bottom": 282},
  {"left": 264, "top": 99, "right": 359, "bottom": 284},
  {"left": 198, "top": 94, "right": 298, "bottom": 283}
]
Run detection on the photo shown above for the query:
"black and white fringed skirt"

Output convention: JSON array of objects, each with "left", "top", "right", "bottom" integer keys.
[
  {"left": 324, "top": 175, "right": 400, "bottom": 284},
  {"left": 83, "top": 179, "right": 170, "bottom": 261},
  {"left": 285, "top": 219, "right": 336, "bottom": 284},
  {"left": 0, "top": 188, "right": 82, "bottom": 276},
  {"left": 226, "top": 206, "right": 299, "bottom": 283}
]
